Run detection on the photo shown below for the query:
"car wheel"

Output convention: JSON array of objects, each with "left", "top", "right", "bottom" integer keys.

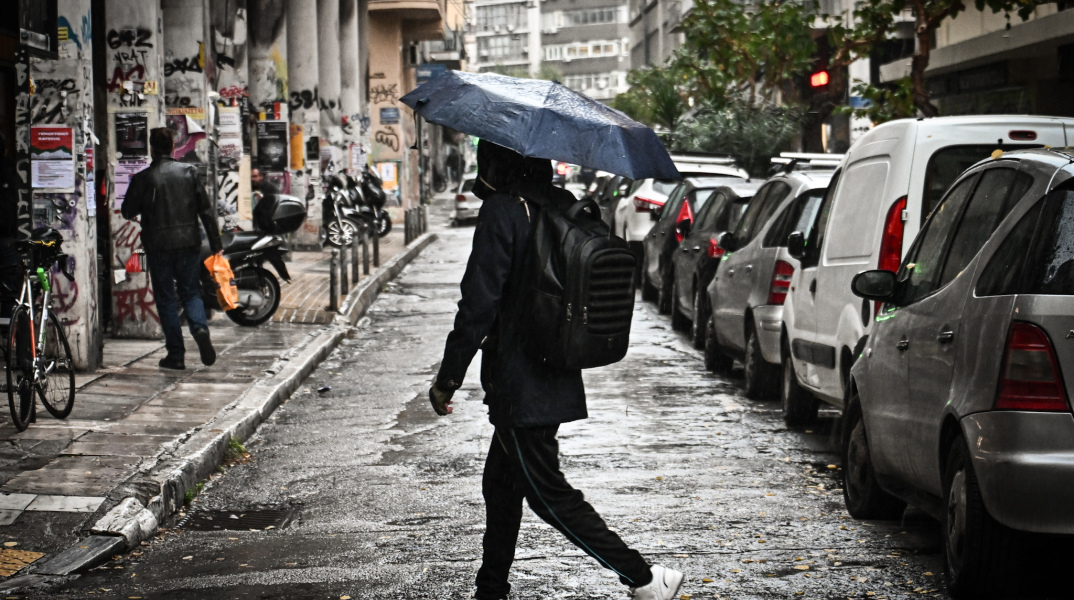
[
  {"left": 670, "top": 280, "right": 689, "bottom": 332},
  {"left": 691, "top": 286, "right": 708, "bottom": 350},
  {"left": 943, "top": 437, "right": 1017, "bottom": 598},
  {"left": 781, "top": 346, "right": 818, "bottom": 426},
  {"left": 842, "top": 397, "right": 905, "bottom": 520},
  {"left": 657, "top": 267, "right": 673, "bottom": 315},
  {"left": 743, "top": 324, "right": 779, "bottom": 400},
  {"left": 704, "top": 317, "right": 733, "bottom": 374}
]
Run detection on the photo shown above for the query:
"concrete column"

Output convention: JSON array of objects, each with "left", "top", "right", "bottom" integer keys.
[
  {"left": 248, "top": 0, "right": 288, "bottom": 114},
  {"left": 339, "top": 0, "right": 362, "bottom": 154},
  {"left": 212, "top": 0, "right": 252, "bottom": 229},
  {"left": 25, "top": 0, "right": 101, "bottom": 368},
  {"left": 368, "top": 14, "right": 406, "bottom": 210},
  {"left": 162, "top": 0, "right": 210, "bottom": 165},
  {"left": 287, "top": 0, "right": 322, "bottom": 248},
  {"left": 106, "top": 0, "right": 167, "bottom": 339},
  {"left": 317, "top": 0, "right": 344, "bottom": 171}
]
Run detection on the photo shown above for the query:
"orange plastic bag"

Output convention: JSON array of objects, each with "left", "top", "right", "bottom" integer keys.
[{"left": 203, "top": 254, "right": 239, "bottom": 311}]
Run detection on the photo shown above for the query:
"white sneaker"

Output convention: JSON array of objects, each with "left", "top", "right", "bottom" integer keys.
[{"left": 631, "top": 565, "right": 684, "bottom": 600}]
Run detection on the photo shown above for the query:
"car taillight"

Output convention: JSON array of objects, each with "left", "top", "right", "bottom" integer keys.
[
  {"left": 634, "top": 196, "right": 664, "bottom": 212},
  {"left": 876, "top": 196, "right": 907, "bottom": 314},
  {"left": 707, "top": 237, "right": 725, "bottom": 258},
  {"left": 675, "top": 201, "right": 692, "bottom": 243},
  {"left": 995, "top": 322, "right": 1069, "bottom": 412},
  {"left": 456, "top": 194, "right": 466, "bottom": 203},
  {"left": 767, "top": 260, "right": 794, "bottom": 305}
]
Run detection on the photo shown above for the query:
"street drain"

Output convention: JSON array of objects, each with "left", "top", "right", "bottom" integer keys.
[{"left": 178, "top": 508, "right": 298, "bottom": 531}]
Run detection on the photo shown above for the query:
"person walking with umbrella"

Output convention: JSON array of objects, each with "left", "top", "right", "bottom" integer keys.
[{"left": 409, "top": 72, "right": 685, "bottom": 600}]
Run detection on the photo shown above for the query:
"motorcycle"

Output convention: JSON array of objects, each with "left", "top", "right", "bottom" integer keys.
[
  {"left": 200, "top": 192, "right": 306, "bottom": 326},
  {"left": 356, "top": 164, "right": 391, "bottom": 238},
  {"left": 321, "top": 169, "right": 367, "bottom": 248}
]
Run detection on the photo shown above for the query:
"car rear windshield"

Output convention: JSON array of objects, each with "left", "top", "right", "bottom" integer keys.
[
  {"left": 652, "top": 180, "right": 679, "bottom": 196},
  {"left": 461, "top": 178, "right": 476, "bottom": 193},
  {"left": 922, "top": 145, "right": 1038, "bottom": 223}
]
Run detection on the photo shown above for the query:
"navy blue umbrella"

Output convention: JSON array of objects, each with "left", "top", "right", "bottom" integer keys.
[{"left": 400, "top": 71, "right": 681, "bottom": 181}]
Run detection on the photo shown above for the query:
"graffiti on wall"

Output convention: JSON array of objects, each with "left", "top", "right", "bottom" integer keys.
[
  {"left": 374, "top": 126, "right": 400, "bottom": 152},
  {"left": 106, "top": 27, "right": 154, "bottom": 106},
  {"left": 289, "top": 87, "right": 318, "bottom": 112},
  {"left": 370, "top": 84, "right": 398, "bottom": 105}
]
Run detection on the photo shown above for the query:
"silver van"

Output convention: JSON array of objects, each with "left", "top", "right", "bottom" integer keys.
[{"left": 781, "top": 116, "right": 1074, "bottom": 425}]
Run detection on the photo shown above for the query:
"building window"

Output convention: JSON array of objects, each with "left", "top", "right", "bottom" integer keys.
[
  {"left": 560, "top": 7, "right": 623, "bottom": 26},
  {"left": 477, "top": 34, "right": 528, "bottom": 61},
  {"left": 545, "top": 45, "right": 563, "bottom": 61},
  {"left": 548, "top": 40, "right": 622, "bottom": 61},
  {"left": 476, "top": 4, "right": 525, "bottom": 33}
]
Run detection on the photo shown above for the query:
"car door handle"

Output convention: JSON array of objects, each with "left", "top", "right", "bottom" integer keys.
[
  {"left": 896, "top": 338, "right": 910, "bottom": 351},
  {"left": 937, "top": 329, "right": 955, "bottom": 344},
  {"left": 745, "top": 265, "right": 752, "bottom": 274},
  {"left": 691, "top": 246, "right": 701, "bottom": 252},
  {"left": 727, "top": 269, "right": 735, "bottom": 277},
  {"left": 809, "top": 279, "right": 817, "bottom": 294}
]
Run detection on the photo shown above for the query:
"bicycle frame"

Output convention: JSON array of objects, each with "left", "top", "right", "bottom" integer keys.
[{"left": 12, "top": 266, "right": 54, "bottom": 378}]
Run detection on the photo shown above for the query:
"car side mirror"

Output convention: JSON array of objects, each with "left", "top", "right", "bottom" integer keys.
[
  {"left": 676, "top": 218, "right": 692, "bottom": 237},
  {"left": 651, "top": 207, "right": 662, "bottom": 222},
  {"left": 717, "top": 231, "right": 735, "bottom": 253},
  {"left": 787, "top": 231, "right": 806, "bottom": 260},
  {"left": 851, "top": 270, "right": 897, "bottom": 302}
]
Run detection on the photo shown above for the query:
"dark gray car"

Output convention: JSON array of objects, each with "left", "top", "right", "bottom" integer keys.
[{"left": 844, "top": 148, "right": 1074, "bottom": 598}]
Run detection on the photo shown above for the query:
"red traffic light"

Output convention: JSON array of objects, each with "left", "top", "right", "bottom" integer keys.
[{"left": 810, "top": 71, "right": 829, "bottom": 87}]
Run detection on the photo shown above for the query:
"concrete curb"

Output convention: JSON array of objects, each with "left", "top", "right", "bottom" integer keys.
[{"left": 29, "top": 232, "right": 439, "bottom": 580}]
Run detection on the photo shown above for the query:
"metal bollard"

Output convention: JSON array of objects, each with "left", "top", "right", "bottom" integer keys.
[
  {"left": 361, "top": 226, "right": 370, "bottom": 275},
  {"left": 340, "top": 242, "right": 349, "bottom": 296},
  {"left": 328, "top": 249, "right": 339, "bottom": 312},
  {"left": 404, "top": 209, "right": 412, "bottom": 244},
  {"left": 351, "top": 234, "right": 359, "bottom": 283},
  {"left": 373, "top": 219, "right": 380, "bottom": 267},
  {"left": 421, "top": 205, "right": 427, "bottom": 234}
]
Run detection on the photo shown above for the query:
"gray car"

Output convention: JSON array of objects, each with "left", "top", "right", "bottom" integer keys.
[
  {"left": 706, "top": 170, "right": 831, "bottom": 398},
  {"left": 844, "top": 148, "right": 1074, "bottom": 598}
]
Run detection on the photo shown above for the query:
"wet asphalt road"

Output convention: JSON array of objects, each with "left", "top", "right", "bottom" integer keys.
[{"left": 29, "top": 197, "right": 953, "bottom": 599}]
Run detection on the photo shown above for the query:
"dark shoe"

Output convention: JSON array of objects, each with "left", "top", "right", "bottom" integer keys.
[
  {"left": 193, "top": 328, "right": 216, "bottom": 366},
  {"left": 159, "top": 356, "right": 186, "bottom": 370}
]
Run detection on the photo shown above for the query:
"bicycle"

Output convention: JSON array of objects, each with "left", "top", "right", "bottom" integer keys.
[{"left": 4, "top": 227, "right": 76, "bottom": 431}]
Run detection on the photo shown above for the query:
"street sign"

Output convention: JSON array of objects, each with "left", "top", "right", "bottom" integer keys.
[
  {"left": 416, "top": 64, "right": 447, "bottom": 85},
  {"left": 380, "top": 107, "right": 400, "bottom": 125}
]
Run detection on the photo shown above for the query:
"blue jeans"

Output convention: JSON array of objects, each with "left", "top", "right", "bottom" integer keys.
[{"left": 147, "top": 247, "right": 208, "bottom": 359}]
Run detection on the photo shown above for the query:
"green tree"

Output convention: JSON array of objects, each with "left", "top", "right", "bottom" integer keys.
[
  {"left": 612, "top": 68, "right": 687, "bottom": 133},
  {"left": 485, "top": 62, "right": 563, "bottom": 82},
  {"left": 674, "top": 0, "right": 818, "bottom": 108},
  {"left": 673, "top": 101, "right": 803, "bottom": 177}
]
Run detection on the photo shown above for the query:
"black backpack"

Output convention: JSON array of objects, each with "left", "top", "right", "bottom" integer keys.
[{"left": 519, "top": 196, "right": 637, "bottom": 369}]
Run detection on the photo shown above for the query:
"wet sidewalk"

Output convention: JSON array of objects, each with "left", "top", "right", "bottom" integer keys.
[{"left": 0, "top": 227, "right": 434, "bottom": 585}]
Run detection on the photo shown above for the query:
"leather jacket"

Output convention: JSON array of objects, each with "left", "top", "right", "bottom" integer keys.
[{"left": 121, "top": 158, "right": 222, "bottom": 253}]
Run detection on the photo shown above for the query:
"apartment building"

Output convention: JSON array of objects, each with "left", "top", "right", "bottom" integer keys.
[
  {"left": 628, "top": 0, "right": 686, "bottom": 68},
  {"left": 470, "top": 0, "right": 542, "bottom": 74},
  {"left": 541, "top": 0, "right": 631, "bottom": 100},
  {"left": 878, "top": 4, "right": 1074, "bottom": 116}
]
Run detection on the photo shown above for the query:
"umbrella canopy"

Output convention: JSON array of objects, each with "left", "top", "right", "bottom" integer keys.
[{"left": 400, "top": 71, "right": 681, "bottom": 181}]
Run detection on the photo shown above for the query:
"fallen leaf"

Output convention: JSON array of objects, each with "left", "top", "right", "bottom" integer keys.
[
  {"left": 701, "top": 578, "right": 714, "bottom": 583},
  {"left": 924, "top": 572, "right": 933, "bottom": 576},
  {"left": 731, "top": 569, "right": 741, "bottom": 573},
  {"left": 794, "top": 565, "right": 810, "bottom": 571},
  {"left": 341, "top": 596, "right": 351, "bottom": 600},
  {"left": 182, "top": 556, "right": 192, "bottom": 560}
]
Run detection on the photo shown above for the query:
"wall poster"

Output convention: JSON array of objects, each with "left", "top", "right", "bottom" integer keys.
[
  {"left": 30, "top": 126, "right": 75, "bottom": 189},
  {"left": 115, "top": 112, "right": 149, "bottom": 158},
  {"left": 255, "top": 121, "right": 289, "bottom": 171}
]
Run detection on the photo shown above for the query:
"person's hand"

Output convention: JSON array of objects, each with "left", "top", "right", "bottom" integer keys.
[
  {"left": 215, "top": 249, "right": 224, "bottom": 256},
  {"left": 429, "top": 384, "right": 454, "bottom": 416}
]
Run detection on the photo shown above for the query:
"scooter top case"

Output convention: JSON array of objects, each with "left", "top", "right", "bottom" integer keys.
[{"left": 253, "top": 193, "right": 307, "bottom": 235}]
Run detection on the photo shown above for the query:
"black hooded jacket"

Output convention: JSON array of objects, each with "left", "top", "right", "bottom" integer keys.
[{"left": 436, "top": 143, "right": 586, "bottom": 427}]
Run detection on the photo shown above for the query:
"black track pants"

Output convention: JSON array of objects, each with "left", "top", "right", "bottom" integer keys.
[{"left": 474, "top": 425, "right": 652, "bottom": 599}]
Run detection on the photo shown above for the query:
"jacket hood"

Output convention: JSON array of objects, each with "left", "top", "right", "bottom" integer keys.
[{"left": 472, "top": 140, "right": 553, "bottom": 202}]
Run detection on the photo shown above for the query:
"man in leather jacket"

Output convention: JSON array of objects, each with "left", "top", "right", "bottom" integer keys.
[
  {"left": 429, "top": 141, "right": 684, "bottom": 600},
  {"left": 122, "top": 128, "right": 222, "bottom": 370}
]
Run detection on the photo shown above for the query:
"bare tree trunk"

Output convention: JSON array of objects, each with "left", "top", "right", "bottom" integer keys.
[{"left": 911, "top": 22, "right": 938, "bottom": 116}]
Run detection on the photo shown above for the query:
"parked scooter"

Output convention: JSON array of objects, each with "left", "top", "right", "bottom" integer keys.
[
  {"left": 200, "top": 193, "right": 306, "bottom": 326},
  {"left": 356, "top": 164, "right": 391, "bottom": 238},
  {"left": 321, "top": 170, "right": 367, "bottom": 248}
]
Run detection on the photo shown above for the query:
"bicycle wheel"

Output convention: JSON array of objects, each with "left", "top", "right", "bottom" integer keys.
[
  {"left": 5, "top": 307, "right": 34, "bottom": 431},
  {"left": 37, "top": 312, "right": 74, "bottom": 419}
]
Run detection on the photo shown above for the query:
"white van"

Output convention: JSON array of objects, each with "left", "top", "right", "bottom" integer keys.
[{"left": 780, "top": 115, "right": 1074, "bottom": 425}]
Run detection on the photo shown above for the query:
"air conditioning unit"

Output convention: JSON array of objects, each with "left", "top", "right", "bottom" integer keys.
[
  {"left": 480, "top": 49, "right": 489, "bottom": 57},
  {"left": 542, "top": 27, "right": 558, "bottom": 34},
  {"left": 562, "top": 55, "right": 571, "bottom": 63},
  {"left": 494, "top": 25, "right": 501, "bottom": 32}
]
